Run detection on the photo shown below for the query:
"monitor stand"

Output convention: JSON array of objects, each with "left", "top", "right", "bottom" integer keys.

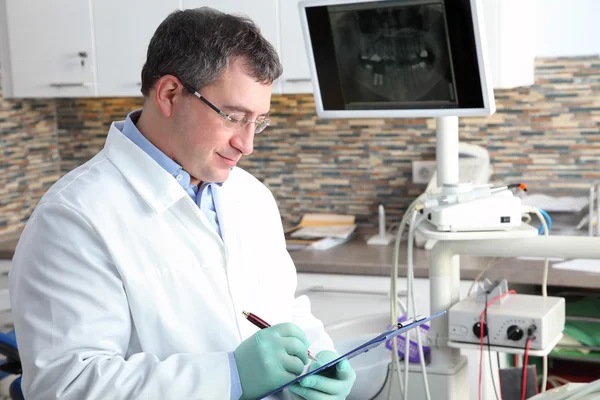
[
  {"left": 419, "top": 116, "right": 582, "bottom": 400},
  {"left": 435, "top": 116, "right": 460, "bottom": 187}
]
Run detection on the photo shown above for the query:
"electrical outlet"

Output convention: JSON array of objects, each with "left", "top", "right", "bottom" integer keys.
[{"left": 412, "top": 160, "right": 437, "bottom": 184}]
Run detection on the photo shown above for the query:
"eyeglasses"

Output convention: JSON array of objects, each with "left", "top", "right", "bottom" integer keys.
[{"left": 180, "top": 81, "right": 271, "bottom": 134}]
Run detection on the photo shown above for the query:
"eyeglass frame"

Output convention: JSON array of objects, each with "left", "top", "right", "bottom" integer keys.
[{"left": 179, "top": 80, "right": 271, "bottom": 134}]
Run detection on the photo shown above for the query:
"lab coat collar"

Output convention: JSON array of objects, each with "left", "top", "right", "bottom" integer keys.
[{"left": 104, "top": 121, "right": 187, "bottom": 214}]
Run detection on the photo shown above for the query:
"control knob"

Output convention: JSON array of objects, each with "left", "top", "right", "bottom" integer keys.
[
  {"left": 472, "top": 322, "right": 488, "bottom": 338},
  {"left": 507, "top": 325, "right": 524, "bottom": 341}
]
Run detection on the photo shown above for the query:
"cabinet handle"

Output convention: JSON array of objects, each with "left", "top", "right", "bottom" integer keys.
[
  {"left": 285, "top": 78, "right": 311, "bottom": 83},
  {"left": 49, "top": 82, "right": 93, "bottom": 88}
]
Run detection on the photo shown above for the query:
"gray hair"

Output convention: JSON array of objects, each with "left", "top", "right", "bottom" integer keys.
[{"left": 140, "top": 7, "right": 282, "bottom": 96}]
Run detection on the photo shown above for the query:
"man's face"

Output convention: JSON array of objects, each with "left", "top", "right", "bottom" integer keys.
[{"left": 171, "top": 58, "right": 272, "bottom": 184}]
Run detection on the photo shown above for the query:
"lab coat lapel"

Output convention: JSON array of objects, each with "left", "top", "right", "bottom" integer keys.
[
  {"left": 104, "top": 124, "right": 186, "bottom": 214},
  {"left": 211, "top": 181, "right": 241, "bottom": 261},
  {"left": 212, "top": 176, "right": 262, "bottom": 340}
]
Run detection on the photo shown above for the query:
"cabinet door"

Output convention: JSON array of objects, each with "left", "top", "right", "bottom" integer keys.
[
  {"left": 1, "top": 0, "right": 96, "bottom": 98},
  {"left": 181, "top": 0, "right": 281, "bottom": 93},
  {"left": 481, "top": 0, "right": 535, "bottom": 89},
  {"left": 92, "top": 0, "right": 181, "bottom": 97},
  {"left": 279, "top": 0, "right": 313, "bottom": 94}
]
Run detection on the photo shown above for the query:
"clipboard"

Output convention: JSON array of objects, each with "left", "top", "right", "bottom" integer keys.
[{"left": 260, "top": 311, "right": 446, "bottom": 399}]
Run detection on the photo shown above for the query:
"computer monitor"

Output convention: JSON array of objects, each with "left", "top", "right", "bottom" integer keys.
[{"left": 298, "top": 0, "right": 495, "bottom": 118}]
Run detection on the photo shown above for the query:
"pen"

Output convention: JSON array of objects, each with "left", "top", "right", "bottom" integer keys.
[{"left": 242, "top": 310, "right": 318, "bottom": 362}]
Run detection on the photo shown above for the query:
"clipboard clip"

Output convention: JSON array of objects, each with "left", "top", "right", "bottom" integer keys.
[{"left": 344, "top": 314, "right": 428, "bottom": 358}]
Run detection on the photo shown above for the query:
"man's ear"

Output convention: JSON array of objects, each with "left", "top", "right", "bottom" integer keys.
[{"left": 154, "top": 75, "right": 182, "bottom": 117}]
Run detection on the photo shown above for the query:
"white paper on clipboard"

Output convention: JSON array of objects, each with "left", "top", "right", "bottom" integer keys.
[{"left": 259, "top": 311, "right": 446, "bottom": 399}]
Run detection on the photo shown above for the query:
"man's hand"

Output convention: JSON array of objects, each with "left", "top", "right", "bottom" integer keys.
[
  {"left": 288, "top": 350, "right": 356, "bottom": 399},
  {"left": 234, "top": 323, "right": 310, "bottom": 400}
]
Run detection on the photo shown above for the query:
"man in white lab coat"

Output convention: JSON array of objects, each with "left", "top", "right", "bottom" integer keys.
[{"left": 9, "top": 7, "right": 355, "bottom": 400}]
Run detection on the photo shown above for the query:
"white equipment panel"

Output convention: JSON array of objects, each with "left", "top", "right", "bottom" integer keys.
[{"left": 448, "top": 293, "right": 565, "bottom": 350}]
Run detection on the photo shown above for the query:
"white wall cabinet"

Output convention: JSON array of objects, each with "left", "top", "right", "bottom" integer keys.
[
  {"left": 0, "top": 0, "right": 96, "bottom": 98},
  {"left": 535, "top": 0, "right": 600, "bottom": 57},
  {"left": 481, "top": 0, "right": 536, "bottom": 89},
  {"left": 279, "top": 0, "right": 313, "bottom": 94},
  {"left": 182, "top": 0, "right": 282, "bottom": 94},
  {"left": 2, "top": 0, "right": 580, "bottom": 98},
  {"left": 92, "top": 0, "right": 181, "bottom": 97}
]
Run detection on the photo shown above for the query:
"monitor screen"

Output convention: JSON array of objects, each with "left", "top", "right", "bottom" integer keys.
[{"left": 299, "top": 0, "right": 495, "bottom": 118}]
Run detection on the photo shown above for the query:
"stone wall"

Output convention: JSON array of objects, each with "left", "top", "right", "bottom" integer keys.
[
  {"left": 0, "top": 79, "right": 59, "bottom": 235},
  {"left": 1, "top": 56, "right": 599, "bottom": 234},
  {"left": 54, "top": 57, "right": 600, "bottom": 227}
]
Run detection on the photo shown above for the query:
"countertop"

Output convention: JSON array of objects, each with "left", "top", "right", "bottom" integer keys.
[
  {"left": 289, "top": 235, "right": 600, "bottom": 289},
  {"left": 1, "top": 231, "right": 599, "bottom": 289}
]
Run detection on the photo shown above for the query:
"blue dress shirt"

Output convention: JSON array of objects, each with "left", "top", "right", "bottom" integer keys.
[{"left": 122, "top": 110, "right": 243, "bottom": 400}]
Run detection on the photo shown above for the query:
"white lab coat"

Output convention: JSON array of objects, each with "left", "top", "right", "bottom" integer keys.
[{"left": 9, "top": 122, "right": 335, "bottom": 399}]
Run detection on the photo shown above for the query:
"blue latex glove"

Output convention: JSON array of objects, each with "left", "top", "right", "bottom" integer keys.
[
  {"left": 234, "top": 323, "right": 310, "bottom": 400},
  {"left": 288, "top": 350, "right": 356, "bottom": 399}
]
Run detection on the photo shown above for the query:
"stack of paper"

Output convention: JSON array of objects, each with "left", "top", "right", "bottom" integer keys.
[{"left": 285, "top": 214, "right": 356, "bottom": 250}]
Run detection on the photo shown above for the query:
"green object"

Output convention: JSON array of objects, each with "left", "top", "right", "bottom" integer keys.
[
  {"left": 234, "top": 323, "right": 310, "bottom": 400},
  {"left": 563, "top": 297, "right": 600, "bottom": 348},
  {"left": 550, "top": 349, "right": 600, "bottom": 359},
  {"left": 288, "top": 350, "right": 356, "bottom": 399}
]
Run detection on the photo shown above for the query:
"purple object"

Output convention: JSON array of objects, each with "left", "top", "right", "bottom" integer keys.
[{"left": 385, "top": 315, "right": 431, "bottom": 364}]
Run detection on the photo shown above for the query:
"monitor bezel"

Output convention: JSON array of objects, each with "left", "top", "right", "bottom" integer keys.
[{"left": 298, "top": 0, "right": 496, "bottom": 118}]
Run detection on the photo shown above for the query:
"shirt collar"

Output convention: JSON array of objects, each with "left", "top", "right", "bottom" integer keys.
[{"left": 121, "top": 109, "right": 222, "bottom": 190}]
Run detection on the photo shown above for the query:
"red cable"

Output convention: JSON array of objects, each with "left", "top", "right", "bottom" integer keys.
[
  {"left": 521, "top": 338, "right": 533, "bottom": 400},
  {"left": 478, "top": 290, "right": 517, "bottom": 400}
]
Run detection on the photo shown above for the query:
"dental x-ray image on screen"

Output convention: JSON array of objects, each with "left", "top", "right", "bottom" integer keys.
[{"left": 328, "top": 1, "right": 457, "bottom": 110}]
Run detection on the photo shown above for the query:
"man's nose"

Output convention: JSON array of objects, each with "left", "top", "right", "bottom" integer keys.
[{"left": 230, "top": 124, "right": 254, "bottom": 155}]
